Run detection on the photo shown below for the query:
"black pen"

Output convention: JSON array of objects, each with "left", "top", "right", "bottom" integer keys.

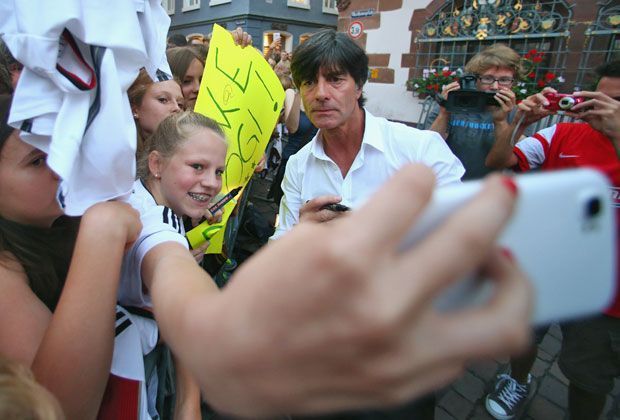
[{"left": 208, "top": 186, "right": 242, "bottom": 214}]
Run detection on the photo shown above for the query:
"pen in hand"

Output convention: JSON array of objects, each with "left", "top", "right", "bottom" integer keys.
[{"left": 208, "top": 186, "right": 243, "bottom": 214}]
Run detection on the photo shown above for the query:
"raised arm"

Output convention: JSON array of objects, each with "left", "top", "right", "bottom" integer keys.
[
  {"left": 0, "top": 202, "right": 142, "bottom": 420},
  {"left": 428, "top": 81, "right": 460, "bottom": 139},
  {"left": 283, "top": 88, "right": 301, "bottom": 134},
  {"left": 486, "top": 88, "right": 555, "bottom": 169},
  {"left": 488, "top": 86, "right": 518, "bottom": 167},
  {"left": 568, "top": 90, "right": 620, "bottom": 159}
]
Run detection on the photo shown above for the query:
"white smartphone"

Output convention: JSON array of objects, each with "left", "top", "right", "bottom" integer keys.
[{"left": 399, "top": 168, "right": 616, "bottom": 325}]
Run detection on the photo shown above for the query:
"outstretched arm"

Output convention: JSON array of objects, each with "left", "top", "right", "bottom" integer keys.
[{"left": 150, "top": 164, "right": 532, "bottom": 418}]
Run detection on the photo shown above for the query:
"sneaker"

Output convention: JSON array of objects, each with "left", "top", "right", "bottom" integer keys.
[{"left": 485, "top": 373, "right": 531, "bottom": 419}]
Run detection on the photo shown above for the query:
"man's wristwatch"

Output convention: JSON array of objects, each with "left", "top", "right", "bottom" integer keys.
[{"left": 435, "top": 93, "right": 448, "bottom": 108}]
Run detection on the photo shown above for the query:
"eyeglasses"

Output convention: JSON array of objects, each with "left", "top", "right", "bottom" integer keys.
[{"left": 478, "top": 75, "right": 514, "bottom": 86}]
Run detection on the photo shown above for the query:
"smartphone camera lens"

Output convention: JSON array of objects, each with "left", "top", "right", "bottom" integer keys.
[{"left": 585, "top": 197, "right": 601, "bottom": 218}]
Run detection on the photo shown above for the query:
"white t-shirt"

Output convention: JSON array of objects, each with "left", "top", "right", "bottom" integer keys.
[
  {"left": 271, "top": 109, "right": 465, "bottom": 239},
  {"left": 1, "top": 0, "right": 172, "bottom": 215},
  {"left": 118, "top": 180, "right": 188, "bottom": 308}
]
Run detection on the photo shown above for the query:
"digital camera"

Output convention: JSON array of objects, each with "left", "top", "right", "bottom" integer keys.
[
  {"left": 444, "top": 74, "right": 498, "bottom": 113},
  {"left": 543, "top": 93, "right": 586, "bottom": 112}
]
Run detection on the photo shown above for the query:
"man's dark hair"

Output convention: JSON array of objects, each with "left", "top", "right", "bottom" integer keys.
[
  {"left": 291, "top": 29, "right": 368, "bottom": 107},
  {"left": 167, "top": 33, "right": 188, "bottom": 48},
  {"left": 595, "top": 60, "right": 620, "bottom": 80}
]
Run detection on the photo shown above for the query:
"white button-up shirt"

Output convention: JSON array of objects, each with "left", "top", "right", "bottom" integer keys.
[{"left": 271, "top": 109, "right": 465, "bottom": 240}]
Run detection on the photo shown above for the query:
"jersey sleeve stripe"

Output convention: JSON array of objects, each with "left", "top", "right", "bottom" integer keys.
[
  {"left": 532, "top": 133, "right": 550, "bottom": 158},
  {"left": 513, "top": 147, "right": 531, "bottom": 172}
]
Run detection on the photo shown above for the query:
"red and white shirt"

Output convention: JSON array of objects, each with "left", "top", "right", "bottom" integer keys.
[{"left": 514, "top": 122, "right": 620, "bottom": 317}]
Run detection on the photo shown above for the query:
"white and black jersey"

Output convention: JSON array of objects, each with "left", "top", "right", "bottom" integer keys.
[
  {"left": 1, "top": 0, "right": 172, "bottom": 215},
  {"left": 108, "top": 306, "right": 159, "bottom": 419},
  {"left": 118, "top": 180, "right": 188, "bottom": 308}
]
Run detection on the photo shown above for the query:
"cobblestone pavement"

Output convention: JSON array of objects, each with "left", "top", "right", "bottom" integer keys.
[
  {"left": 436, "top": 324, "right": 619, "bottom": 420},
  {"left": 246, "top": 175, "right": 620, "bottom": 420}
]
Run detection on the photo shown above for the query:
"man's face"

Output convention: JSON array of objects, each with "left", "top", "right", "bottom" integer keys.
[
  {"left": 476, "top": 66, "right": 515, "bottom": 92},
  {"left": 300, "top": 67, "right": 362, "bottom": 131},
  {"left": 596, "top": 76, "right": 620, "bottom": 101}
]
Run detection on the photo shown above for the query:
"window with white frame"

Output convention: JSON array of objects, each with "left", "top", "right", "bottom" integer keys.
[
  {"left": 209, "top": 0, "right": 231, "bottom": 5},
  {"left": 161, "top": 0, "right": 175, "bottom": 14},
  {"left": 323, "top": 0, "right": 338, "bottom": 14},
  {"left": 182, "top": 0, "right": 200, "bottom": 12},
  {"left": 288, "top": 0, "right": 310, "bottom": 10}
]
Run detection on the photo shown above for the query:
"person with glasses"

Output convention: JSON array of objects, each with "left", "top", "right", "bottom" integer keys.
[
  {"left": 483, "top": 60, "right": 620, "bottom": 420},
  {"left": 425, "top": 44, "right": 528, "bottom": 180}
]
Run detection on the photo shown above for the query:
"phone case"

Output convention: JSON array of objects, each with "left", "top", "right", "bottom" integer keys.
[{"left": 399, "top": 168, "right": 616, "bottom": 325}]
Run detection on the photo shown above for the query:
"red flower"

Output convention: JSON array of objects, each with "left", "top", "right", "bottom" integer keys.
[
  {"left": 537, "top": 79, "right": 546, "bottom": 88},
  {"left": 545, "top": 72, "right": 556, "bottom": 81},
  {"left": 528, "top": 72, "right": 536, "bottom": 79},
  {"left": 442, "top": 70, "right": 452, "bottom": 77},
  {"left": 426, "top": 84, "right": 433, "bottom": 90},
  {"left": 533, "top": 56, "right": 543, "bottom": 63},
  {"left": 433, "top": 83, "right": 440, "bottom": 91},
  {"left": 529, "top": 49, "right": 538, "bottom": 56}
]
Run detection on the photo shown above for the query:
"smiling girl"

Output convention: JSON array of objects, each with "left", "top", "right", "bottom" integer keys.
[{"left": 118, "top": 110, "right": 226, "bottom": 317}]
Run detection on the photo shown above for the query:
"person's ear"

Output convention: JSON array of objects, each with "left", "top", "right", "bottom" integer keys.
[
  {"left": 148, "top": 151, "right": 164, "bottom": 179},
  {"left": 132, "top": 106, "right": 139, "bottom": 120}
]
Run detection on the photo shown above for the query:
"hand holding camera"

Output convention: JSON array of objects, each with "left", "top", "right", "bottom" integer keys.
[
  {"left": 564, "top": 90, "right": 620, "bottom": 144},
  {"left": 442, "top": 74, "right": 514, "bottom": 114},
  {"left": 542, "top": 92, "right": 586, "bottom": 112},
  {"left": 514, "top": 87, "right": 557, "bottom": 127}
]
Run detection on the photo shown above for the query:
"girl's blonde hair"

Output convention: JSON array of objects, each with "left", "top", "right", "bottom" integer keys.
[
  {"left": 136, "top": 111, "right": 227, "bottom": 180},
  {"left": 465, "top": 44, "right": 524, "bottom": 79},
  {"left": 0, "top": 357, "right": 65, "bottom": 420}
]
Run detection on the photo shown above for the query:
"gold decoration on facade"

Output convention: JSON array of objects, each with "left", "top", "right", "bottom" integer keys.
[
  {"left": 497, "top": 13, "right": 508, "bottom": 27},
  {"left": 475, "top": 17, "right": 491, "bottom": 39},
  {"left": 420, "top": 0, "right": 570, "bottom": 40},
  {"left": 541, "top": 17, "right": 556, "bottom": 31},
  {"left": 514, "top": 0, "right": 523, "bottom": 11},
  {"left": 462, "top": 14, "right": 474, "bottom": 28}
]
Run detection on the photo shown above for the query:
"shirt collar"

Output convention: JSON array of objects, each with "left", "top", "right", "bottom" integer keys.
[{"left": 310, "top": 108, "right": 385, "bottom": 160}]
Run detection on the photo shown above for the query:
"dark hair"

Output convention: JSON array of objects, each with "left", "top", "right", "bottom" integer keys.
[
  {"left": 595, "top": 60, "right": 620, "bottom": 80},
  {"left": 0, "top": 94, "right": 78, "bottom": 311},
  {"left": 167, "top": 33, "right": 188, "bottom": 47},
  {"left": 0, "top": 40, "right": 20, "bottom": 94},
  {"left": 0, "top": 94, "right": 13, "bottom": 146},
  {"left": 291, "top": 29, "right": 368, "bottom": 107}
]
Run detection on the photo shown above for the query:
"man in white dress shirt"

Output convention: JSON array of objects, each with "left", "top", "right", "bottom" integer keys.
[
  {"left": 271, "top": 29, "right": 464, "bottom": 241},
  {"left": 270, "top": 28, "right": 464, "bottom": 419}
]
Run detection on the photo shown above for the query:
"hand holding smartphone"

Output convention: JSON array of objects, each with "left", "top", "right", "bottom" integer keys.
[{"left": 399, "top": 168, "right": 615, "bottom": 325}]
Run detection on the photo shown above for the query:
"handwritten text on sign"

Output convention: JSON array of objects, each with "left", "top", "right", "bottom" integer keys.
[{"left": 187, "top": 24, "right": 284, "bottom": 253}]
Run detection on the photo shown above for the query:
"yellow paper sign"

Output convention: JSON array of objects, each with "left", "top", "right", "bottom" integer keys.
[{"left": 187, "top": 25, "right": 285, "bottom": 254}]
